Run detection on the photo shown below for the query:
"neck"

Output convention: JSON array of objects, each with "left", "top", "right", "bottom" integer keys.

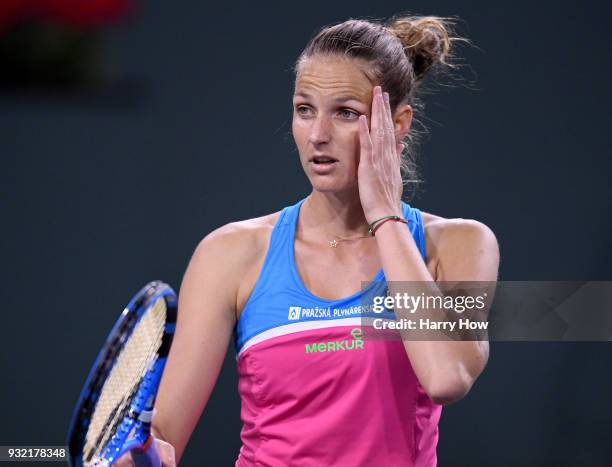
[{"left": 301, "top": 189, "right": 371, "bottom": 237}]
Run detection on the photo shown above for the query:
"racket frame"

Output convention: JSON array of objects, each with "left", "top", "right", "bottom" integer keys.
[{"left": 66, "top": 280, "right": 177, "bottom": 467}]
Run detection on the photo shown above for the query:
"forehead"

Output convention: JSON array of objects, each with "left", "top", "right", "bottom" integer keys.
[{"left": 294, "top": 55, "right": 373, "bottom": 101}]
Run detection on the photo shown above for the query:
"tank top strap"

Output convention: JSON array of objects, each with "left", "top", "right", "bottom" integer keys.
[
  {"left": 245, "top": 197, "right": 305, "bottom": 300},
  {"left": 233, "top": 198, "right": 306, "bottom": 352},
  {"left": 401, "top": 201, "right": 427, "bottom": 263},
  {"left": 280, "top": 197, "right": 306, "bottom": 227}
]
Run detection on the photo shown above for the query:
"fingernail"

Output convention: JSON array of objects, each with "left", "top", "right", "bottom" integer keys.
[{"left": 384, "top": 92, "right": 389, "bottom": 103}]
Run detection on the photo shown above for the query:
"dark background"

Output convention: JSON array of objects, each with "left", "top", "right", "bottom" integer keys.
[{"left": 1, "top": 0, "right": 610, "bottom": 466}]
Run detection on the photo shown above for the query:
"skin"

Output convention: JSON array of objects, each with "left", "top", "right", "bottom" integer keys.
[{"left": 115, "top": 54, "right": 500, "bottom": 466}]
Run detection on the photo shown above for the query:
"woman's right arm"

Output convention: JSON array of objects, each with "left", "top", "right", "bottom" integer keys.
[{"left": 148, "top": 223, "right": 258, "bottom": 464}]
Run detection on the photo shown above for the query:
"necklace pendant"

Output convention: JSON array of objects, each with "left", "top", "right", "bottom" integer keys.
[{"left": 329, "top": 239, "right": 339, "bottom": 248}]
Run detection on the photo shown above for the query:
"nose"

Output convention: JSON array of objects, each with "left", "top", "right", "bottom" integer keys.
[{"left": 308, "top": 114, "right": 332, "bottom": 145}]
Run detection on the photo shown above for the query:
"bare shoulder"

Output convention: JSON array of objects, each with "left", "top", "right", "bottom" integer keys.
[
  {"left": 182, "top": 210, "right": 282, "bottom": 319},
  {"left": 421, "top": 211, "right": 497, "bottom": 246},
  {"left": 420, "top": 211, "right": 499, "bottom": 281},
  {"left": 194, "top": 210, "right": 281, "bottom": 265},
  {"left": 189, "top": 210, "right": 282, "bottom": 318}
]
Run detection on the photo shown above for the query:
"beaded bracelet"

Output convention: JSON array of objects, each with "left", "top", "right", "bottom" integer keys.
[{"left": 367, "top": 215, "right": 408, "bottom": 236}]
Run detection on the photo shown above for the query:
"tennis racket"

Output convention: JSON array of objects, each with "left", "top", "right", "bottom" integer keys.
[{"left": 67, "top": 280, "right": 177, "bottom": 467}]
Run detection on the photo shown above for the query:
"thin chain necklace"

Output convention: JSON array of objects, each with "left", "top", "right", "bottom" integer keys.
[
  {"left": 328, "top": 234, "right": 371, "bottom": 248},
  {"left": 304, "top": 196, "right": 371, "bottom": 248}
]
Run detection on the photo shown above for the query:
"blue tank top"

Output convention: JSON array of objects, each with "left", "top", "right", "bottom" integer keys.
[{"left": 234, "top": 196, "right": 427, "bottom": 353}]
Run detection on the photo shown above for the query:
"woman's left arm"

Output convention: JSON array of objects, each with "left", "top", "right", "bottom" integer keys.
[
  {"left": 358, "top": 86, "right": 500, "bottom": 405},
  {"left": 374, "top": 216, "right": 499, "bottom": 405}
]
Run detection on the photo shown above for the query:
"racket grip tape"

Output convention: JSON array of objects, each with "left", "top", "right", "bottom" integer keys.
[{"left": 130, "top": 435, "right": 161, "bottom": 467}]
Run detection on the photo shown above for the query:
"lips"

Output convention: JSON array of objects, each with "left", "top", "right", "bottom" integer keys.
[
  {"left": 310, "top": 155, "right": 338, "bottom": 164},
  {"left": 309, "top": 155, "right": 338, "bottom": 175}
]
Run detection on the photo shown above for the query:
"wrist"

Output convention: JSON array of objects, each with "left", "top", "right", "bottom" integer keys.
[
  {"left": 368, "top": 215, "right": 408, "bottom": 236},
  {"left": 365, "top": 208, "right": 402, "bottom": 226}
]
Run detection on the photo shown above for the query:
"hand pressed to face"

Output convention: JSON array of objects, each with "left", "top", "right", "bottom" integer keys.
[
  {"left": 292, "top": 56, "right": 411, "bottom": 206},
  {"left": 292, "top": 55, "right": 372, "bottom": 194},
  {"left": 358, "top": 86, "right": 406, "bottom": 224}
]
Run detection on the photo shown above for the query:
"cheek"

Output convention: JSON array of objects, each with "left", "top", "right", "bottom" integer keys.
[
  {"left": 342, "top": 126, "right": 361, "bottom": 161},
  {"left": 292, "top": 119, "right": 308, "bottom": 149}
]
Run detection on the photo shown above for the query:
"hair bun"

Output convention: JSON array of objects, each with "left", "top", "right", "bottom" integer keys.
[{"left": 387, "top": 16, "right": 453, "bottom": 82}]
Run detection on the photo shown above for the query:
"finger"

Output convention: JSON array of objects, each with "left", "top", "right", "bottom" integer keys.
[
  {"left": 114, "top": 452, "right": 135, "bottom": 467},
  {"left": 359, "top": 114, "right": 373, "bottom": 163},
  {"left": 368, "top": 86, "right": 379, "bottom": 139},
  {"left": 374, "top": 88, "right": 390, "bottom": 171},
  {"left": 157, "top": 439, "right": 177, "bottom": 467},
  {"left": 383, "top": 92, "right": 396, "bottom": 146},
  {"left": 368, "top": 85, "right": 378, "bottom": 128},
  {"left": 373, "top": 86, "right": 386, "bottom": 144},
  {"left": 397, "top": 142, "right": 405, "bottom": 158}
]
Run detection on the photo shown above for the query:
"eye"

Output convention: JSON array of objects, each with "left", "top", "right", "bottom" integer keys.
[
  {"left": 339, "top": 108, "right": 359, "bottom": 120},
  {"left": 295, "top": 105, "right": 313, "bottom": 117}
]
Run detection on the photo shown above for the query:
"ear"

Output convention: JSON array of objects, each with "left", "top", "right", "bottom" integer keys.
[{"left": 392, "top": 104, "right": 413, "bottom": 142}]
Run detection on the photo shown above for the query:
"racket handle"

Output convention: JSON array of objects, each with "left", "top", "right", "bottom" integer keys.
[{"left": 130, "top": 436, "right": 161, "bottom": 467}]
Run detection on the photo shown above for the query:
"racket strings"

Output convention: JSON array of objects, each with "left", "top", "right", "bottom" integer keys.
[
  {"left": 83, "top": 299, "right": 167, "bottom": 465},
  {"left": 89, "top": 300, "right": 166, "bottom": 460},
  {"left": 86, "top": 299, "right": 166, "bottom": 463}
]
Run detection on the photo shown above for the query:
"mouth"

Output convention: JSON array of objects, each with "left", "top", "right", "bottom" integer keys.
[{"left": 310, "top": 155, "right": 338, "bottom": 165}]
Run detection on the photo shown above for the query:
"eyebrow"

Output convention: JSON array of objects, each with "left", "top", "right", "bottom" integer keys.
[{"left": 293, "top": 91, "right": 364, "bottom": 103}]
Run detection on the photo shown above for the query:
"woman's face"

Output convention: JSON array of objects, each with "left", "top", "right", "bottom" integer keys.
[{"left": 292, "top": 54, "right": 374, "bottom": 194}]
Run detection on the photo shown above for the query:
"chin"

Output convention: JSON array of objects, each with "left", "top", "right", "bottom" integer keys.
[{"left": 308, "top": 176, "right": 356, "bottom": 194}]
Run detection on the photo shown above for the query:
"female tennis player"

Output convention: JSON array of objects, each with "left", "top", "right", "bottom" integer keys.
[{"left": 117, "top": 14, "right": 499, "bottom": 467}]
